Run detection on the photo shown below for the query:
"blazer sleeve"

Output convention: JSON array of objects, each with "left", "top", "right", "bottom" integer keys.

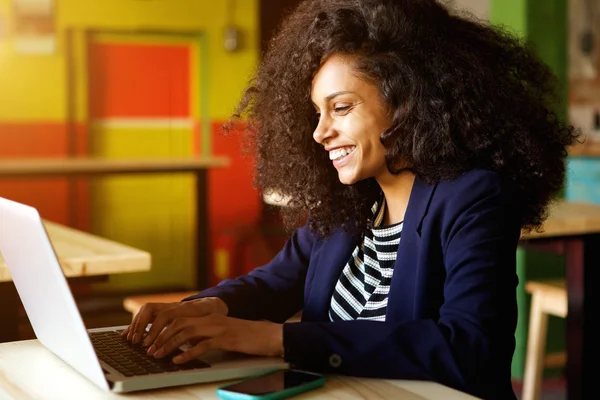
[
  {"left": 183, "top": 222, "right": 315, "bottom": 323},
  {"left": 282, "top": 174, "right": 520, "bottom": 399}
]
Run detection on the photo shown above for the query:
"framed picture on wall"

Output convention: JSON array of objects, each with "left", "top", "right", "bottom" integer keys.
[{"left": 12, "top": 0, "right": 55, "bottom": 54}]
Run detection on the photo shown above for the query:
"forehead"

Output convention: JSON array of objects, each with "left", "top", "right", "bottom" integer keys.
[{"left": 311, "top": 54, "right": 364, "bottom": 98}]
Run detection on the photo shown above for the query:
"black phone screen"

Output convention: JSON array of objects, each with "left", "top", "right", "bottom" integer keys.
[{"left": 223, "top": 370, "right": 322, "bottom": 395}]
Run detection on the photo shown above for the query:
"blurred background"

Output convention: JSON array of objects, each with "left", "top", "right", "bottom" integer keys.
[
  {"left": 0, "top": 1, "right": 598, "bottom": 399},
  {"left": 0, "top": 0, "right": 293, "bottom": 360}
]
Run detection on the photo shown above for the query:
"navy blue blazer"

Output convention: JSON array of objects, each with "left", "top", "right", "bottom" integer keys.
[{"left": 189, "top": 169, "right": 520, "bottom": 400}]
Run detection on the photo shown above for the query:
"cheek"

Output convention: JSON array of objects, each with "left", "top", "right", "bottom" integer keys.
[
  {"left": 363, "top": 132, "right": 386, "bottom": 160},
  {"left": 343, "top": 116, "right": 387, "bottom": 161},
  {"left": 362, "top": 139, "right": 388, "bottom": 174}
]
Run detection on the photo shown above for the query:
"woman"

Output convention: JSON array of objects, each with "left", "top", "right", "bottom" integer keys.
[{"left": 123, "top": 0, "right": 578, "bottom": 398}]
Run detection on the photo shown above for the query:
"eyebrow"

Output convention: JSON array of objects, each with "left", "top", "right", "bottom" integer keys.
[{"left": 325, "top": 91, "right": 353, "bottom": 101}]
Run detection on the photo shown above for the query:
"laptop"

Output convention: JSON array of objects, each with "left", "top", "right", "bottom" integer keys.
[{"left": 0, "top": 197, "right": 289, "bottom": 393}]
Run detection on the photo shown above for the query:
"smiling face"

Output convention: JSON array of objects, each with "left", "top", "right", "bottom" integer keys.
[{"left": 311, "top": 54, "right": 393, "bottom": 185}]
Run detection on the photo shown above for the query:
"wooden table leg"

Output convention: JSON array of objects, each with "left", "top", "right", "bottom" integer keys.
[
  {"left": 0, "top": 283, "right": 20, "bottom": 342},
  {"left": 195, "top": 170, "right": 208, "bottom": 290},
  {"left": 564, "top": 235, "right": 599, "bottom": 400}
]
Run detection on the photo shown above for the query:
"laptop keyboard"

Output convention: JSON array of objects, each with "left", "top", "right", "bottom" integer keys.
[{"left": 90, "top": 330, "right": 210, "bottom": 377}]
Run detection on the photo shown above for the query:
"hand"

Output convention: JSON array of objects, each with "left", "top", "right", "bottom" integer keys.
[
  {"left": 146, "top": 314, "right": 284, "bottom": 364},
  {"left": 121, "top": 297, "right": 228, "bottom": 346}
]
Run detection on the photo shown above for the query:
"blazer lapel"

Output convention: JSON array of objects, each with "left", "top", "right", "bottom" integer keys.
[
  {"left": 303, "top": 228, "right": 360, "bottom": 322},
  {"left": 386, "top": 176, "right": 437, "bottom": 321}
]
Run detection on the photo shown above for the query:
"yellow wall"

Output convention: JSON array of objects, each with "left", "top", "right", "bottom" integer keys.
[{"left": 0, "top": 0, "right": 258, "bottom": 121}]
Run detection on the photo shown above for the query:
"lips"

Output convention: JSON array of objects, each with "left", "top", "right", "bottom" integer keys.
[{"left": 332, "top": 146, "right": 356, "bottom": 168}]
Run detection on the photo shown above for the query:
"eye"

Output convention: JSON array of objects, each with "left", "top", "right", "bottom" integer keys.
[{"left": 333, "top": 105, "right": 351, "bottom": 114}]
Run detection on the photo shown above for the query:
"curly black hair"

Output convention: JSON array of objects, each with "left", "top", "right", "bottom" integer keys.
[{"left": 228, "top": 0, "right": 580, "bottom": 238}]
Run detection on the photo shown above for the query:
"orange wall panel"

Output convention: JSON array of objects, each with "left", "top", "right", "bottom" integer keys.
[
  {"left": 0, "top": 122, "right": 70, "bottom": 224},
  {"left": 0, "top": 179, "right": 70, "bottom": 225},
  {"left": 0, "top": 122, "right": 68, "bottom": 157}
]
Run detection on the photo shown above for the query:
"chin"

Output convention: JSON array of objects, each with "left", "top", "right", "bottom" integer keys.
[{"left": 337, "top": 173, "right": 359, "bottom": 185}]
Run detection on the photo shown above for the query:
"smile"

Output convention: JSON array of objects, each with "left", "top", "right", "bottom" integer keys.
[{"left": 329, "top": 146, "right": 356, "bottom": 161}]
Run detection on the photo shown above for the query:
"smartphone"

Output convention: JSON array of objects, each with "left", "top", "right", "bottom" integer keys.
[{"left": 216, "top": 369, "right": 325, "bottom": 400}]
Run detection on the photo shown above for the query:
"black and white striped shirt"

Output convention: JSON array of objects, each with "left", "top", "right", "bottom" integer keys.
[{"left": 328, "top": 198, "right": 403, "bottom": 322}]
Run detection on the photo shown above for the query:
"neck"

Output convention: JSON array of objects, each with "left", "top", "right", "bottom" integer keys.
[{"left": 376, "top": 169, "right": 416, "bottom": 225}]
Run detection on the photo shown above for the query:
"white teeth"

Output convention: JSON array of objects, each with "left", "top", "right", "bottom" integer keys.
[{"left": 329, "top": 146, "right": 356, "bottom": 161}]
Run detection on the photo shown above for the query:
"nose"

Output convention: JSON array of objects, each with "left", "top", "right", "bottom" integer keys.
[{"left": 312, "top": 115, "right": 336, "bottom": 145}]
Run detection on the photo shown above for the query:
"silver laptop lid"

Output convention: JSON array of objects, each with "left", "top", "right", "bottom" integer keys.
[{"left": 0, "top": 197, "right": 109, "bottom": 391}]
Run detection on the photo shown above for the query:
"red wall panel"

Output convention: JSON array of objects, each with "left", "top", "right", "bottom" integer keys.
[
  {"left": 89, "top": 43, "right": 191, "bottom": 118},
  {"left": 208, "top": 121, "right": 262, "bottom": 233},
  {"left": 206, "top": 122, "right": 267, "bottom": 283}
]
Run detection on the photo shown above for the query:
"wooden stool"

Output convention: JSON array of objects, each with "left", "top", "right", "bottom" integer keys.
[
  {"left": 521, "top": 279, "right": 567, "bottom": 400},
  {"left": 123, "top": 291, "right": 198, "bottom": 317}
]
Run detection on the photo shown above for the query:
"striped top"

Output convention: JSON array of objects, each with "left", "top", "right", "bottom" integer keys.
[{"left": 328, "top": 198, "right": 403, "bottom": 322}]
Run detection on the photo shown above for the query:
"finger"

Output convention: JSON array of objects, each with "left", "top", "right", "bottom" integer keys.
[
  {"left": 148, "top": 318, "right": 185, "bottom": 355},
  {"left": 151, "top": 317, "right": 218, "bottom": 356},
  {"left": 143, "top": 308, "right": 183, "bottom": 347},
  {"left": 151, "top": 317, "right": 223, "bottom": 357},
  {"left": 128, "top": 308, "right": 146, "bottom": 342},
  {"left": 130, "top": 304, "right": 159, "bottom": 344},
  {"left": 125, "top": 312, "right": 140, "bottom": 341},
  {"left": 121, "top": 312, "right": 138, "bottom": 338},
  {"left": 151, "top": 313, "right": 222, "bottom": 350},
  {"left": 152, "top": 324, "right": 198, "bottom": 358},
  {"left": 126, "top": 308, "right": 143, "bottom": 341},
  {"left": 173, "top": 339, "right": 221, "bottom": 364}
]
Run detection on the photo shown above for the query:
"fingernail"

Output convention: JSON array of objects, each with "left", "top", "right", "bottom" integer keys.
[
  {"left": 143, "top": 337, "right": 150, "bottom": 347},
  {"left": 173, "top": 355, "right": 183, "bottom": 364},
  {"left": 133, "top": 334, "right": 140, "bottom": 344},
  {"left": 154, "top": 349, "right": 164, "bottom": 358},
  {"left": 147, "top": 345, "right": 155, "bottom": 355}
]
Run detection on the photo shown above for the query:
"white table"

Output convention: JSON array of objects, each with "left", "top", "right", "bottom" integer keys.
[{"left": 0, "top": 340, "right": 481, "bottom": 400}]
